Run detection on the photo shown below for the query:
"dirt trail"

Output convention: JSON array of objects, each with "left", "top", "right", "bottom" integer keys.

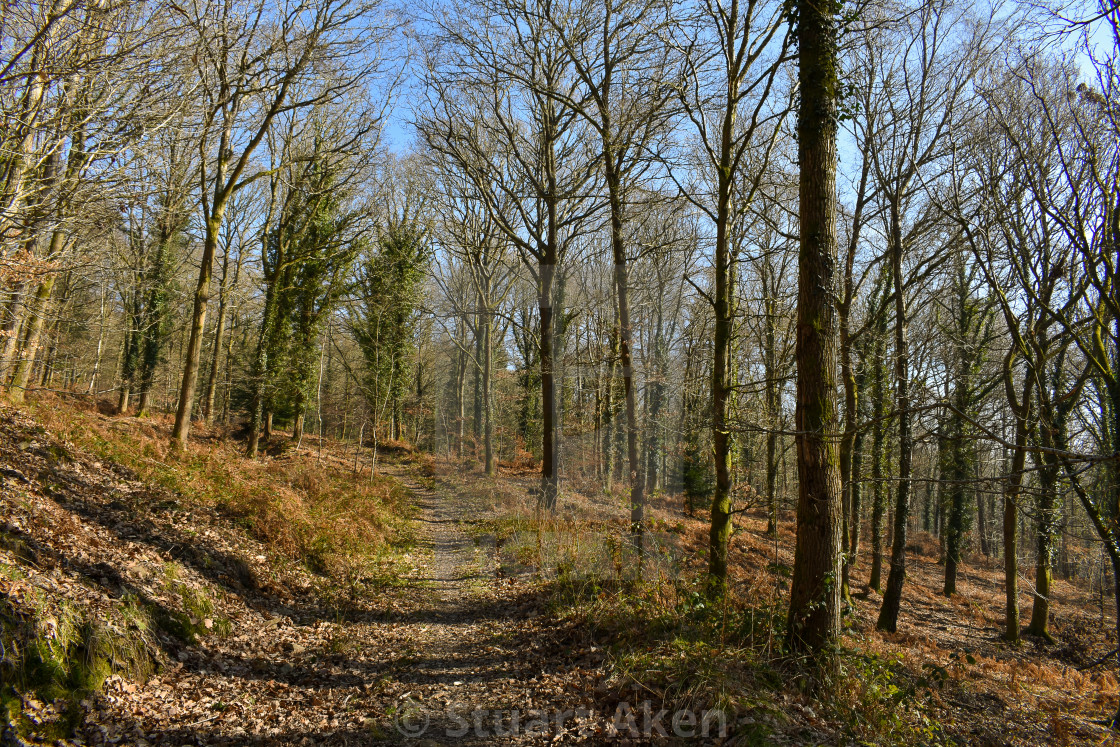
[
  {"left": 372, "top": 468, "right": 598, "bottom": 745},
  {"left": 393, "top": 469, "right": 492, "bottom": 608}
]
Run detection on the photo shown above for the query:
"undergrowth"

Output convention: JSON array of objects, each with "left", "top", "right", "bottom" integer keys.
[
  {"left": 538, "top": 540, "right": 944, "bottom": 744},
  {"left": 27, "top": 394, "right": 416, "bottom": 588},
  {"left": 0, "top": 562, "right": 156, "bottom": 739}
]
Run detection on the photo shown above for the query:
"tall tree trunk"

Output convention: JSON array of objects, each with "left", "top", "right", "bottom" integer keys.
[
  {"left": 877, "top": 202, "right": 912, "bottom": 633},
  {"left": 786, "top": 0, "right": 843, "bottom": 655},
  {"left": 248, "top": 256, "right": 284, "bottom": 457},
  {"left": 172, "top": 218, "right": 221, "bottom": 445},
  {"left": 221, "top": 313, "right": 237, "bottom": 425},
  {"left": 869, "top": 398, "right": 885, "bottom": 590},
  {"left": 763, "top": 281, "right": 781, "bottom": 535},
  {"left": 482, "top": 304, "right": 495, "bottom": 475},
  {"left": 766, "top": 426, "right": 779, "bottom": 535},
  {"left": 455, "top": 343, "right": 466, "bottom": 457},
  {"left": 838, "top": 158, "right": 869, "bottom": 602},
  {"left": 839, "top": 328, "right": 857, "bottom": 602},
  {"left": 603, "top": 155, "right": 644, "bottom": 557},
  {"left": 942, "top": 437, "right": 967, "bottom": 596},
  {"left": 87, "top": 281, "right": 107, "bottom": 395},
  {"left": 539, "top": 258, "right": 558, "bottom": 509},
  {"left": 646, "top": 335, "right": 664, "bottom": 493},
  {"left": 603, "top": 325, "right": 618, "bottom": 492},
  {"left": 943, "top": 379, "right": 970, "bottom": 596},
  {"left": 8, "top": 273, "right": 55, "bottom": 404},
  {"left": 203, "top": 247, "right": 235, "bottom": 424},
  {"left": 1027, "top": 461, "right": 1058, "bottom": 641},
  {"left": 976, "top": 474, "right": 989, "bottom": 557},
  {"left": 709, "top": 161, "right": 735, "bottom": 591},
  {"left": 850, "top": 427, "right": 865, "bottom": 579},
  {"left": 203, "top": 296, "right": 228, "bottom": 425},
  {"left": 1026, "top": 358, "right": 1067, "bottom": 641},
  {"left": 1003, "top": 409, "right": 1028, "bottom": 641}
]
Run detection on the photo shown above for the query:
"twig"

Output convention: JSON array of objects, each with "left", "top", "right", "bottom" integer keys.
[{"left": 1078, "top": 646, "right": 1120, "bottom": 672}]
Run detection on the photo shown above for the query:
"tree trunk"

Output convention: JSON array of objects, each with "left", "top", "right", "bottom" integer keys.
[
  {"left": 766, "top": 426, "right": 779, "bottom": 535},
  {"left": 603, "top": 326, "right": 618, "bottom": 492},
  {"left": 172, "top": 218, "right": 221, "bottom": 445},
  {"left": 221, "top": 313, "right": 237, "bottom": 425},
  {"left": 202, "top": 275, "right": 230, "bottom": 424},
  {"left": 1027, "top": 467, "right": 1057, "bottom": 641},
  {"left": 877, "top": 202, "right": 912, "bottom": 633},
  {"left": 482, "top": 304, "right": 495, "bottom": 475},
  {"left": 943, "top": 463, "right": 966, "bottom": 595},
  {"left": 786, "top": 0, "right": 843, "bottom": 655},
  {"left": 539, "top": 259, "right": 558, "bottom": 509},
  {"left": 604, "top": 157, "right": 644, "bottom": 558},
  {"left": 1026, "top": 388, "right": 1062, "bottom": 641},
  {"left": 646, "top": 337, "right": 664, "bottom": 494},
  {"left": 839, "top": 325, "right": 858, "bottom": 602},
  {"left": 248, "top": 265, "right": 284, "bottom": 457},
  {"left": 849, "top": 429, "right": 865, "bottom": 580},
  {"left": 456, "top": 344, "right": 466, "bottom": 457},
  {"left": 708, "top": 165, "right": 735, "bottom": 591},
  {"left": 8, "top": 274, "right": 55, "bottom": 404},
  {"left": 87, "top": 282, "right": 107, "bottom": 395},
  {"left": 0, "top": 284, "right": 27, "bottom": 386},
  {"left": 976, "top": 478, "right": 989, "bottom": 557},
  {"left": 1003, "top": 409, "right": 1028, "bottom": 641},
  {"left": 473, "top": 317, "right": 483, "bottom": 447},
  {"left": 943, "top": 415, "right": 968, "bottom": 596}
]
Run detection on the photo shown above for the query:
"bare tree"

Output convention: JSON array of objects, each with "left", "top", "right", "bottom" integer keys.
[
  {"left": 418, "top": 0, "right": 599, "bottom": 507},
  {"left": 542, "top": 0, "right": 676, "bottom": 552},
  {"left": 170, "top": 0, "right": 392, "bottom": 445},
  {"left": 858, "top": 0, "right": 993, "bottom": 632},
  {"left": 667, "top": 0, "right": 791, "bottom": 592},
  {"left": 429, "top": 164, "right": 516, "bottom": 475}
]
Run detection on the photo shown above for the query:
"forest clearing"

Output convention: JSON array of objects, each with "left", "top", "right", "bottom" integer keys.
[{"left": 4, "top": 0, "right": 1120, "bottom": 743}]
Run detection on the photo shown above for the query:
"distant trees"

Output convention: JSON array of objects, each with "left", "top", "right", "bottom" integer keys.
[
  {"left": 856, "top": 0, "right": 993, "bottom": 633},
  {"left": 936, "top": 250, "right": 997, "bottom": 596},
  {"left": 418, "top": 0, "right": 599, "bottom": 508},
  {"left": 245, "top": 115, "right": 372, "bottom": 456},
  {"left": 352, "top": 160, "right": 431, "bottom": 456},
  {"left": 170, "top": 0, "right": 392, "bottom": 445},
  {"left": 353, "top": 221, "right": 428, "bottom": 437},
  {"left": 429, "top": 167, "right": 515, "bottom": 475},
  {"left": 114, "top": 128, "right": 193, "bottom": 416}
]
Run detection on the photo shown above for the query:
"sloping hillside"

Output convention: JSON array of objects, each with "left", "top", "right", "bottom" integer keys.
[{"left": 0, "top": 398, "right": 605, "bottom": 746}]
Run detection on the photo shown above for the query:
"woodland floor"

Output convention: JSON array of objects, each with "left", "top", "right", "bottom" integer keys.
[{"left": 2, "top": 394, "right": 1120, "bottom": 745}]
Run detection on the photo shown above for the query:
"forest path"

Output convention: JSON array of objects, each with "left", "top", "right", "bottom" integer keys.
[{"left": 369, "top": 466, "right": 594, "bottom": 745}]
